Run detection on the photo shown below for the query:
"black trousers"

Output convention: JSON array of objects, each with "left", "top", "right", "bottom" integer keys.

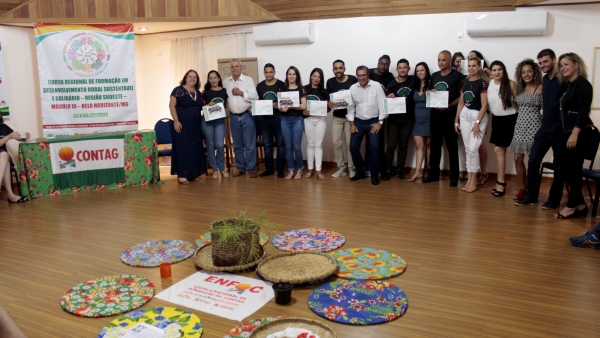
[
  {"left": 561, "top": 127, "right": 591, "bottom": 208},
  {"left": 524, "top": 129, "right": 564, "bottom": 202},
  {"left": 429, "top": 109, "right": 459, "bottom": 180}
]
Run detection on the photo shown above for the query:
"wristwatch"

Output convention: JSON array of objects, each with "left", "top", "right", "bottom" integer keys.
[
  {"left": 475, "top": 119, "right": 480, "bottom": 124},
  {"left": 379, "top": 120, "right": 384, "bottom": 125}
]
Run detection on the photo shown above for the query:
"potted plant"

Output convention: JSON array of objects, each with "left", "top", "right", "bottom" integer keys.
[{"left": 210, "top": 209, "right": 276, "bottom": 268}]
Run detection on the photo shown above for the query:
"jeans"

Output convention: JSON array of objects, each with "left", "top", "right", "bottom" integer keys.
[
  {"left": 350, "top": 117, "right": 380, "bottom": 177},
  {"left": 332, "top": 116, "right": 354, "bottom": 171},
  {"left": 257, "top": 115, "right": 285, "bottom": 173},
  {"left": 459, "top": 107, "right": 488, "bottom": 173},
  {"left": 365, "top": 120, "right": 387, "bottom": 174},
  {"left": 304, "top": 116, "right": 327, "bottom": 171},
  {"left": 280, "top": 115, "right": 304, "bottom": 170},
  {"left": 561, "top": 128, "right": 591, "bottom": 207},
  {"left": 229, "top": 112, "right": 256, "bottom": 172},
  {"left": 429, "top": 109, "right": 459, "bottom": 180},
  {"left": 385, "top": 117, "right": 414, "bottom": 172},
  {"left": 201, "top": 116, "right": 226, "bottom": 171},
  {"left": 525, "top": 129, "right": 564, "bottom": 202}
]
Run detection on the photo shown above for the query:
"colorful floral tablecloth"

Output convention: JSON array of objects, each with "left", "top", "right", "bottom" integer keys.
[
  {"left": 224, "top": 316, "right": 289, "bottom": 338},
  {"left": 308, "top": 279, "right": 408, "bottom": 325},
  {"left": 98, "top": 307, "right": 203, "bottom": 338},
  {"left": 121, "top": 240, "right": 196, "bottom": 267},
  {"left": 60, "top": 274, "right": 155, "bottom": 317},
  {"left": 196, "top": 232, "right": 269, "bottom": 248},
  {"left": 330, "top": 248, "right": 407, "bottom": 280},
  {"left": 272, "top": 228, "right": 345, "bottom": 252},
  {"left": 17, "top": 130, "right": 161, "bottom": 198}
]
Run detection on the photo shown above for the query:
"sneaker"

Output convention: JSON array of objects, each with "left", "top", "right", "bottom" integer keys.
[
  {"left": 515, "top": 196, "right": 538, "bottom": 206},
  {"left": 332, "top": 169, "right": 347, "bottom": 178},
  {"left": 349, "top": 168, "right": 356, "bottom": 178},
  {"left": 541, "top": 200, "right": 560, "bottom": 210},
  {"left": 569, "top": 231, "right": 600, "bottom": 249}
]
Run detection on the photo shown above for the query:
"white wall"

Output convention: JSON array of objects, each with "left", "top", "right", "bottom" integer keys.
[{"left": 2, "top": 3, "right": 600, "bottom": 173}]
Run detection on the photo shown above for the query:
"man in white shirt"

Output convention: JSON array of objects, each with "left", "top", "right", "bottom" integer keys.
[
  {"left": 223, "top": 58, "right": 260, "bottom": 177},
  {"left": 347, "top": 66, "right": 387, "bottom": 185}
]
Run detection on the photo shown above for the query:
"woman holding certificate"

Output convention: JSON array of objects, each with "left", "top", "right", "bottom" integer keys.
[
  {"left": 454, "top": 57, "right": 489, "bottom": 193},
  {"left": 303, "top": 68, "right": 328, "bottom": 180},
  {"left": 279, "top": 66, "right": 307, "bottom": 180},
  {"left": 169, "top": 69, "right": 207, "bottom": 184},
  {"left": 508, "top": 59, "right": 543, "bottom": 200},
  {"left": 202, "top": 70, "right": 229, "bottom": 179}
]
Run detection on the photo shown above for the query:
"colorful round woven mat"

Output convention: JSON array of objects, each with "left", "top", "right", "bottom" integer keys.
[
  {"left": 61, "top": 274, "right": 155, "bottom": 318},
  {"left": 308, "top": 279, "right": 408, "bottom": 325},
  {"left": 196, "top": 232, "right": 269, "bottom": 247},
  {"left": 272, "top": 228, "right": 345, "bottom": 252},
  {"left": 331, "top": 248, "right": 406, "bottom": 280},
  {"left": 224, "top": 316, "right": 289, "bottom": 338},
  {"left": 97, "top": 307, "right": 202, "bottom": 338},
  {"left": 121, "top": 239, "right": 195, "bottom": 267}
]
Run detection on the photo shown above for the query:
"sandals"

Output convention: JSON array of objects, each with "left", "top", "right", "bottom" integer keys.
[
  {"left": 556, "top": 205, "right": 588, "bottom": 219},
  {"left": 178, "top": 178, "right": 190, "bottom": 185},
  {"left": 285, "top": 171, "right": 294, "bottom": 180},
  {"left": 305, "top": 170, "right": 313, "bottom": 178},
  {"left": 7, "top": 196, "right": 28, "bottom": 203},
  {"left": 316, "top": 172, "right": 325, "bottom": 180},
  {"left": 294, "top": 170, "right": 303, "bottom": 180},
  {"left": 477, "top": 173, "right": 489, "bottom": 186},
  {"left": 492, "top": 181, "right": 506, "bottom": 197}
]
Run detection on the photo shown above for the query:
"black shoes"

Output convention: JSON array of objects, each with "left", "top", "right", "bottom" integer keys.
[
  {"left": 396, "top": 171, "right": 405, "bottom": 179},
  {"left": 277, "top": 172, "right": 285, "bottom": 178},
  {"left": 382, "top": 171, "right": 391, "bottom": 181},
  {"left": 541, "top": 200, "right": 560, "bottom": 210},
  {"left": 449, "top": 179, "right": 458, "bottom": 187},
  {"left": 557, "top": 205, "right": 588, "bottom": 219},
  {"left": 492, "top": 181, "right": 507, "bottom": 197},
  {"left": 515, "top": 196, "right": 538, "bottom": 206},
  {"left": 371, "top": 177, "right": 380, "bottom": 185},
  {"left": 7, "top": 196, "right": 28, "bottom": 203},
  {"left": 350, "top": 172, "right": 367, "bottom": 181},
  {"left": 260, "top": 170, "right": 274, "bottom": 177},
  {"left": 422, "top": 176, "right": 439, "bottom": 183}
]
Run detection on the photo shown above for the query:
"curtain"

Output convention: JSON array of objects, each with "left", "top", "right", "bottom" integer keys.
[{"left": 170, "top": 33, "right": 246, "bottom": 88}]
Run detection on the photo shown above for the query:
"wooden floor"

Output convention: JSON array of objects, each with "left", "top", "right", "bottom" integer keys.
[{"left": 2, "top": 167, "right": 600, "bottom": 338}]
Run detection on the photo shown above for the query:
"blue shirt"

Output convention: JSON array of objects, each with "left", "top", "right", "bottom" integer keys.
[{"left": 540, "top": 74, "right": 567, "bottom": 133}]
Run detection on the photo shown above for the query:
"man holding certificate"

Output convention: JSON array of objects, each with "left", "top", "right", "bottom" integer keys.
[
  {"left": 347, "top": 66, "right": 387, "bottom": 185},
  {"left": 384, "top": 59, "right": 416, "bottom": 180},
  {"left": 424, "top": 50, "right": 465, "bottom": 187},
  {"left": 255, "top": 63, "right": 286, "bottom": 178},
  {"left": 223, "top": 58, "right": 260, "bottom": 178}
]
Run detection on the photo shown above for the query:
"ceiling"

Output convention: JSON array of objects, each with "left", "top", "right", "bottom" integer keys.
[{"left": 0, "top": 0, "right": 597, "bottom": 33}]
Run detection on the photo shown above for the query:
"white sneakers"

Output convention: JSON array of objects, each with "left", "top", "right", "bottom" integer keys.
[
  {"left": 349, "top": 168, "right": 356, "bottom": 178},
  {"left": 331, "top": 169, "right": 347, "bottom": 178}
]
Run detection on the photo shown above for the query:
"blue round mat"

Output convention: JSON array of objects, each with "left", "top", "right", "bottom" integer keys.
[{"left": 308, "top": 279, "right": 408, "bottom": 325}]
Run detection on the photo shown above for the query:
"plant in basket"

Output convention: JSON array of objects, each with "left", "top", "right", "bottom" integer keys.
[{"left": 210, "top": 208, "right": 277, "bottom": 269}]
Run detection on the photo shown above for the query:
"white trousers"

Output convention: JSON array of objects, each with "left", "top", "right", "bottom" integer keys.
[
  {"left": 459, "top": 107, "right": 488, "bottom": 173},
  {"left": 331, "top": 116, "right": 354, "bottom": 171},
  {"left": 304, "top": 116, "right": 327, "bottom": 171}
]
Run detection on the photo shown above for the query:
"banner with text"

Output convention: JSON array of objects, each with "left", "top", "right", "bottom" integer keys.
[
  {"left": 156, "top": 271, "right": 274, "bottom": 321},
  {"left": 49, "top": 136, "right": 125, "bottom": 189},
  {"left": 34, "top": 23, "right": 138, "bottom": 137},
  {"left": 0, "top": 44, "right": 9, "bottom": 118}
]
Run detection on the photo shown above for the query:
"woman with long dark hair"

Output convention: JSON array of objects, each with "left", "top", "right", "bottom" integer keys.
[
  {"left": 0, "top": 115, "right": 27, "bottom": 202},
  {"left": 202, "top": 70, "right": 228, "bottom": 179},
  {"left": 508, "top": 59, "right": 543, "bottom": 200},
  {"left": 488, "top": 61, "right": 517, "bottom": 197},
  {"left": 407, "top": 62, "right": 432, "bottom": 182},
  {"left": 168, "top": 69, "right": 207, "bottom": 184},
  {"left": 554, "top": 52, "right": 593, "bottom": 219},
  {"left": 279, "top": 66, "right": 307, "bottom": 179},
  {"left": 452, "top": 52, "right": 465, "bottom": 72},
  {"left": 303, "top": 68, "right": 328, "bottom": 180}
]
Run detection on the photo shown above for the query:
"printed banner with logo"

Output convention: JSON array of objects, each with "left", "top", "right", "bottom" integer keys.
[
  {"left": 0, "top": 44, "right": 9, "bottom": 118},
  {"left": 34, "top": 23, "right": 138, "bottom": 137},
  {"left": 49, "top": 135, "right": 125, "bottom": 189},
  {"left": 156, "top": 271, "right": 274, "bottom": 321}
]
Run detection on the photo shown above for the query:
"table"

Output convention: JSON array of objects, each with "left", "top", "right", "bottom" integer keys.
[{"left": 17, "top": 130, "right": 161, "bottom": 198}]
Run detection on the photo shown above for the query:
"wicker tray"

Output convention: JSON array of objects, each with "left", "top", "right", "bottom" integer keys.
[
  {"left": 194, "top": 244, "right": 265, "bottom": 272},
  {"left": 249, "top": 317, "right": 336, "bottom": 338},
  {"left": 256, "top": 252, "right": 337, "bottom": 285}
]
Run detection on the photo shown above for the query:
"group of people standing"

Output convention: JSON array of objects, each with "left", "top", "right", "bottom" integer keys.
[{"left": 168, "top": 49, "right": 595, "bottom": 220}]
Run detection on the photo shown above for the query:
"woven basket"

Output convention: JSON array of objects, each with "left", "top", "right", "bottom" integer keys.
[
  {"left": 211, "top": 219, "right": 263, "bottom": 267},
  {"left": 194, "top": 244, "right": 265, "bottom": 272},
  {"left": 256, "top": 252, "right": 338, "bottom": 285},
  {"left": 249, "top": 317, "right": 336, "bottom": 338}
]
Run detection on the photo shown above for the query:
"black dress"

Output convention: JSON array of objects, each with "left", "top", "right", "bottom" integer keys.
[{"left": 170, "top": 86, "right": 207, "bottom": 179}]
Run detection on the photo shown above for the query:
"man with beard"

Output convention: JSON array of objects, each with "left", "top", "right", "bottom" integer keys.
[
  {"left": 256, "top": 63, "right": 286, "bottom": 178},
  {"left": 327, "top": 59, "right": 358, "bottom": 178}
]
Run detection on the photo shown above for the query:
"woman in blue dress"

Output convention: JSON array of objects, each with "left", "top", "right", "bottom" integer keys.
[
  {"left": 168, "top": 69, "right": 207, "bottom": 184},
  {"left": 407, "top": 62, "right": 432, "bottom": 182}
]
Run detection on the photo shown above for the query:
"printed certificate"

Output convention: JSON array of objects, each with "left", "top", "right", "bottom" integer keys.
[
  {"left": 426, "top": 91, "right": 449, "bottom": 108},
  {"left": 307, "top": 100, "right": 328, "bottom": 117},
  {"left": 329, "top": 90, "right": 353, "bottom": 110},
  {"left": 202, "top": 103, "right": 226, "bottom": 121},
  {"left": 252, "top": 100, "right": 274, "bottom": 116},
  {"left": 384, "top": 97, "right": 406, "bottom": 115},
  {"left": 277, "top": 91, "right": 300, "bottom": 108}
]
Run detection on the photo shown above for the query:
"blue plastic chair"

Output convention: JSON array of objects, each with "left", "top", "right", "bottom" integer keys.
[{"left": 154, "top": 118, "right": 173, "bottom": 157}]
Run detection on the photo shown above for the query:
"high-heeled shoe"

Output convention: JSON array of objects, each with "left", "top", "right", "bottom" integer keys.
[
  {"left": 7, "top": 196, "right": 27, "bottom": 203},
  {"left": 285, "top": 170, "right": 294, "bottom": 180},
  {"left": 556, "top": 205, "right": 589, "bottom": 219},
  {"left": 513, "top": 189, "right": 525, "bottom": 201},
  {"left": 492, "top": 181, "right": 506, "bottom": 197},
  {"left": 294, "top": 170, "right": 303, "bottom": 180},
  {"left": 406, "top": 173, "right": 423, "bottom": 182},
  {"left": 212, "top": 171, "right": 219, "bottom": 180}
]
